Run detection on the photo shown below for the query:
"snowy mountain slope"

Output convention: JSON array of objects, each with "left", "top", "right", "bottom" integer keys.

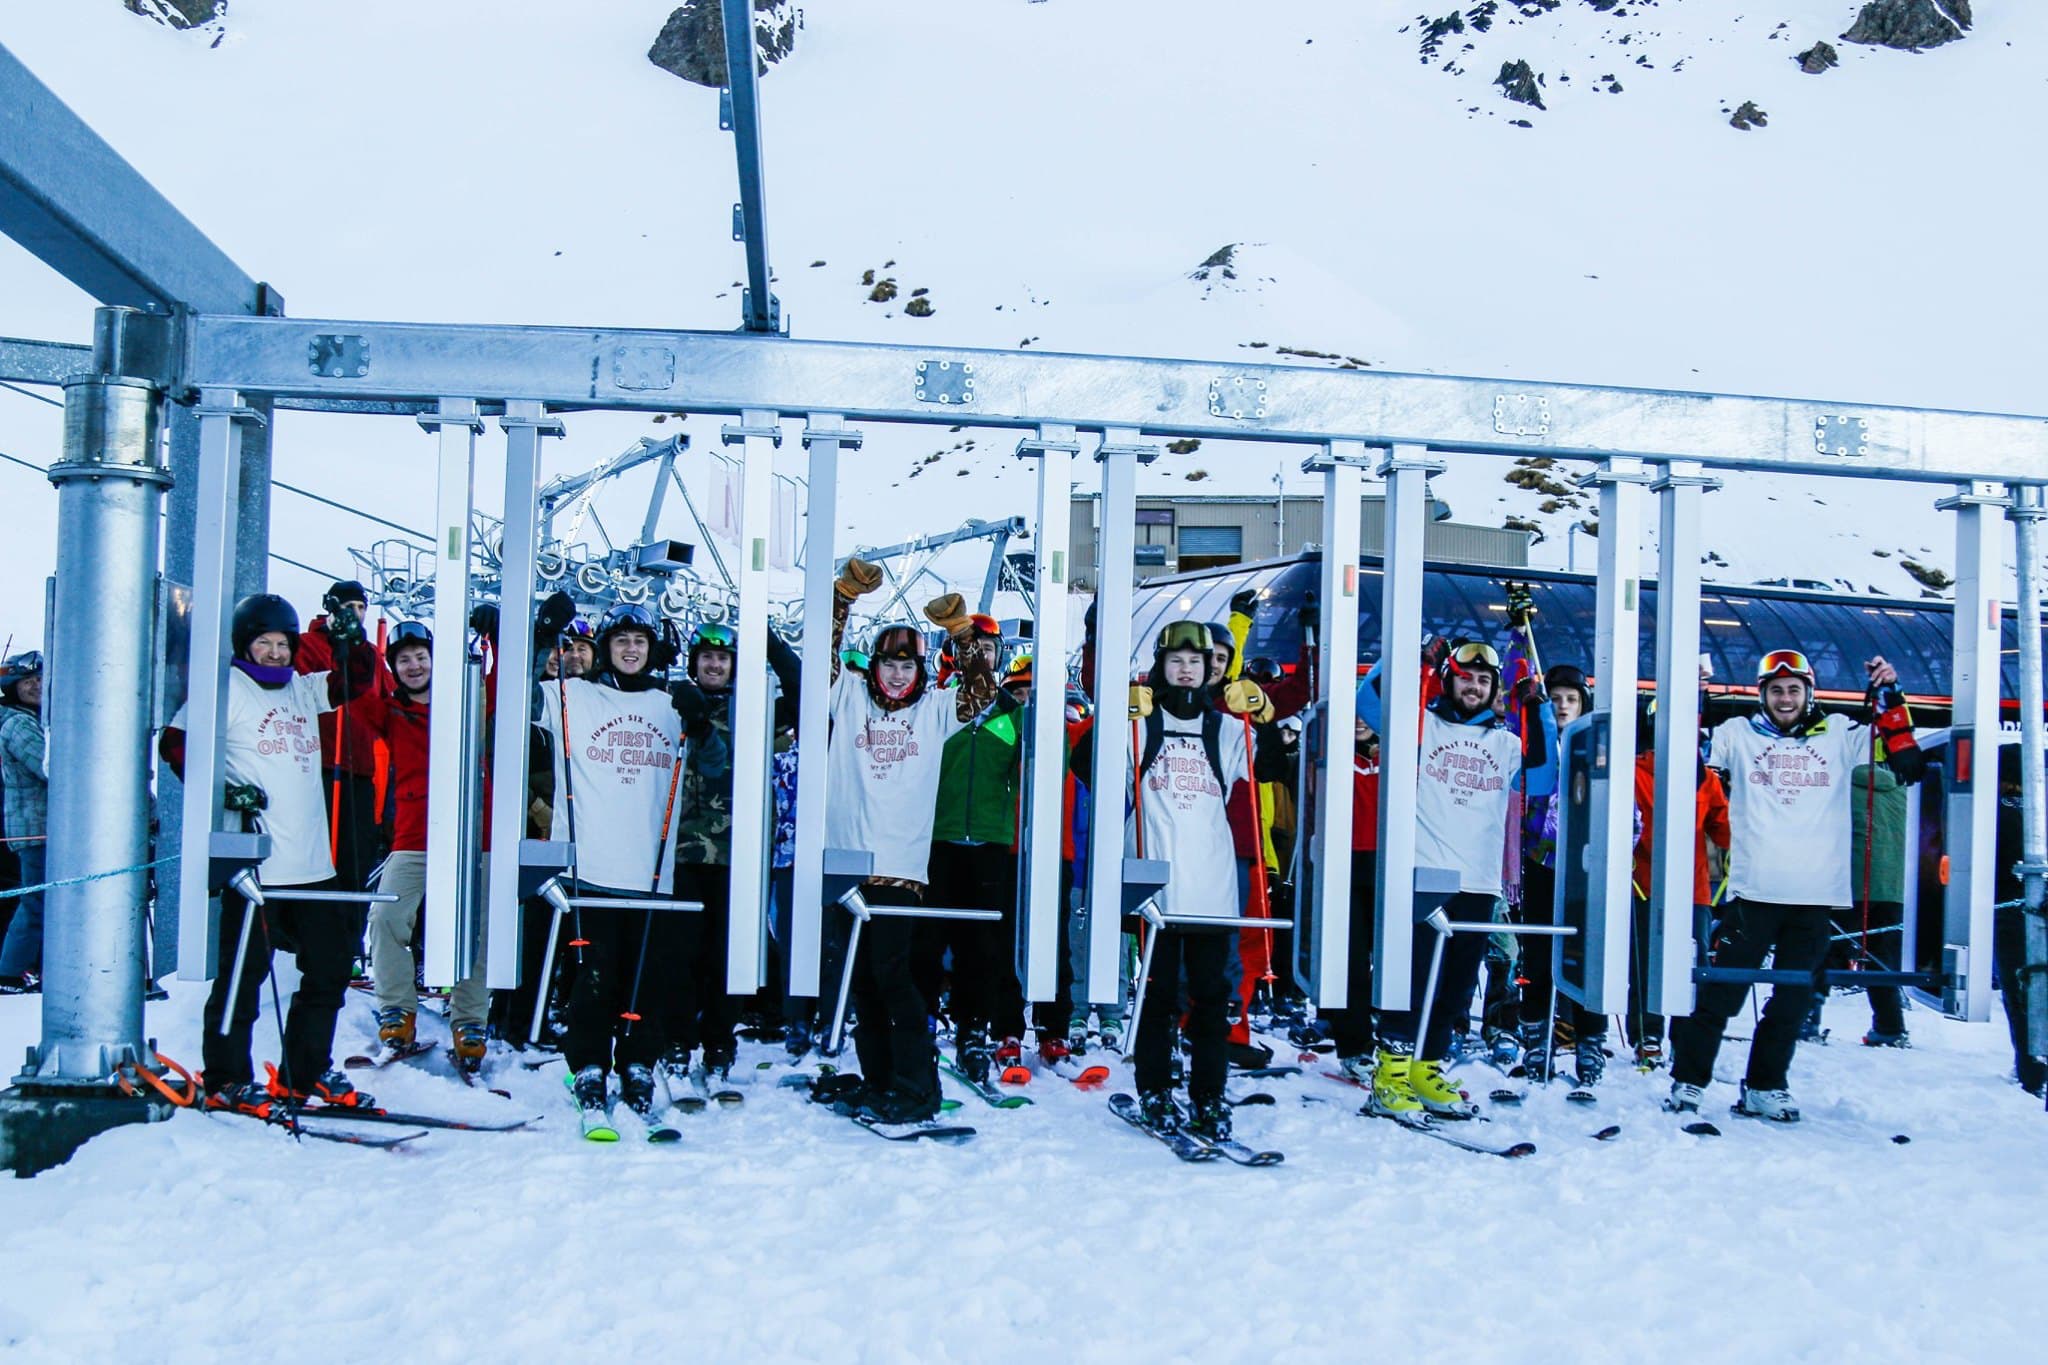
[{"left": 1, "top": 0, "right": 2042, "bottom": 649}]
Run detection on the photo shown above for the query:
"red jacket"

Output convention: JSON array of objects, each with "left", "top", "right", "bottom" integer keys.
[
  {"left": 295, "top": 615, "right": 393, "bottom": 777},
  {"left": 1632, "top": 752, "right": 1731, "bottom": 905},
  {"left": 1353, "top": 748, "right": 1380, "bottom": 852},
  {"left": 350, "top": 689, "right": 432, "bottom": 852}
]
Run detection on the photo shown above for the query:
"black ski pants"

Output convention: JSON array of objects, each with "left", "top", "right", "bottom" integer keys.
[
  {"left": 926, "top": 842, "right": 1025, "bottom": 1040},
  {"left": 1511, "top": 863, "right": 1604, "bottom": 1039},
  {"left": 674, "top": 863, "right": 736, "bottom": 1062},
  {"left": 1379, "top": 891, "right": 1495, "bottom": 1062},
  {"left": 488, "top": 894, "right": 574, "bottom": 1045},
  {"left": 1815, "top": 901, "right": 1906, "bottom": 1037},
  {"left": 563, "top": 896, "right": 681, "bottom": 1076},
  {"left": 1133, "top": 924, "right": 1232, "bottom": 1101},
  {"left": 1325, "top": 851, "right": 1379, "bottom": 1057},
  {"left": 201, "top": 880, "right": 355, "bottom": 1094},
  {"left": 849, "top": 883, "right": 942, "bottom": 1107},
  {"left": 321, "top": 768, "right": 385, "bottom": 896},
  {"left": 1671, "top": 898, "right": 1832, "bottom": 1092}
]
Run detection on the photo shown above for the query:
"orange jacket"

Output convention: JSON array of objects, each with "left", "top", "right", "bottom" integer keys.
[{"left": 1632, "top": 751, "right": 1730, "bottom": 905}]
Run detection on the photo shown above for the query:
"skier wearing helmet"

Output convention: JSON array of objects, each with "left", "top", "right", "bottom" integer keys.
[
  {"left": 0, "top": 652, "right": 47, "bottom": 992},
  {"left": 1667, "top": 647, "right": 1920, "bottom": 1124}
]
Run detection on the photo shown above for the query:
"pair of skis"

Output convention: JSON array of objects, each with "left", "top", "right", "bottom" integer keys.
[{"left": 1108, "top": 1093, "right": 1284, "bottom": 1166}]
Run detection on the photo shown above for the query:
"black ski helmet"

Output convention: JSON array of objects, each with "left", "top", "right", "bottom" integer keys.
[
  {"left": 231, "top": 594, "right": 300, "bottom": 661},
  {"left": 322, "top": 579, "right": 369, "bottom": 615},
  {"left": 865, "top": 623, "right": 928, "bottom": 709},
  {"left": 1206, "top": 620, "right": 1236, "bottom": 677},
  {"left": 1544, "top": 663, "right": 1593, "bottom": 714}
]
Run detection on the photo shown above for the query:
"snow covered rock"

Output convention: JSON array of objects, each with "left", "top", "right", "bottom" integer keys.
[
  {"left": 1495, "top": 59, "right": 1545, "bottom": 110},
  {"left": 648, "top": 0, "right": 799, "bottom": 88},
  {"left": 1796, "top": 40, "right": 1840, "bottom": 74},
  {"left": 1842, "top": 0, "right": 1972, "bottom": 52},
  {"left": 122, "top": 0, "right": 220, "bottom": 29}
]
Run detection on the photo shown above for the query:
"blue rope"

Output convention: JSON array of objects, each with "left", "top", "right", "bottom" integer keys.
[{"left": 0, "top": 854, "right": 178, "bottom": 901}]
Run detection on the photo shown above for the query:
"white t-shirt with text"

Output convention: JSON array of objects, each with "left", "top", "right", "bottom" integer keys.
[
  {"left": 170, "top": 668, "right": 336, "bottom": 887},
  {"left": 1709, "top": 714, "right": 1869, "bottom": 907},
  {"left": 825, "top": 670, "right": 966, "bottom": 884},
  {"left": 1414, "top": 711, "right": 1523, "bottom": 898},
  {"left": 540, "top": 679, "right": 682, "bottom": 895},
  {"left": 1130, "top": 712, "right": 1248, "bottom": 921}
]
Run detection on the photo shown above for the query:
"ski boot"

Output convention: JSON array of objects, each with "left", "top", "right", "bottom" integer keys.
[
  {"left": 1137, "top": 1088, "right": 1180, "bottom": 1132},
  {"left": 619, "top": 1063, "right": 657, "bottom": 1117},
  {"left": 1366, "top": 1046, "right": 1423, "bottom": 1117},
  {"left": 1574, "top": 1036, "right": 1607, "bottom": 1089},
  {"left": 1517, "top": 1022, "right": 1552, "bottom": 1083},
  {"left": 701, "top": 1040, "right": 737, "bottom": 1087},
  {"left": 0, "top": 971, "right": 43, "bottom": 996},
  {"left": 858, "top": 1084, "right": 939, "bottom": 1126},
  {"left": 1634, "top": 1037, "right": 1667, "bottom": 1071},
  {"left": 1797, "top": 1002, "right": 1828, "bottom": 1044},
  {"left": 376, "top": 1006, "right": 417, "bottom": 1050},
  {"left": 1485, "top": 1030, "right": 1521, "bottom": 1070},
  {"left": 1288, "top": 1020, "right": 1335, "bottom": 1053},
  {"left": 1664, "top": 1080, "right": 1705, "bottom": 1114},
  {"left": 452, "top": 1021, "right": 488, "bottom": 1075},
  {"left": 954, "top": 1028, "right": 993, "bottom": 1086},
  {"left": 1037, "top": 1034, "right": 1073, "bottom": 1066},
  {"left": 1227, "top": 1039, "right": 1274, "bottom": 1070},
  {"left": 994, "top": 1036, "right": 1030, "bottom": 1084},
  {"left": 204, "top": 1079, "right": 284, "bottom": 1119},
  {"left": 810, "top": 1072, "right": 875, "bottom": 1114},
  {"left": 1334, "top": 1053, "right": 1376, "bottom": 1086},
  {"left": 1097, "top": 1018, "right": 1125, "bottom": 1055},
  {"left": 1862, "top": 1029, "right": 1911, "bottom": 1049},
  {"left": 1186, "top": 1094, "right": 1232, "bottom": 1143},
  {"left": 269, "top": 1064, "right": 378, "bottom": 1111},
  {"left": 1735, "top": 1083, "right": 1801, "bottom": 1123},
  {"left": 1410, "top": 1057, "right": 1479, "bottom": 1119},
  {"left": 573, "top": 1064, "right": 610, "bottom": 1107},
  {"left": 782, "top": 1021, "right": 813, "bottom": 1060}
]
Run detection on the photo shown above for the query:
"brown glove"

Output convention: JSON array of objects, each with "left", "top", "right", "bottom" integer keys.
[
  {"left": 1223, "top": 679, "right": 1272, "bottom": 722},
  {"left": 835, "top": 557, "right": 883, "bottom": 600},
  {"left": 1128, "top": 685, "right": 1154, "bottom": 719},
  {"left": 923, "top": 592, "right": 973, "bottom": 638},
  {"left": 527, "top": 796, "right": 553, "bottom": 835}
]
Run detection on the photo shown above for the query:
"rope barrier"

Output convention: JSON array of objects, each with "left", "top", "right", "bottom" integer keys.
[{"left": 0, "top": 854, "right": 177, "bottom": 901}]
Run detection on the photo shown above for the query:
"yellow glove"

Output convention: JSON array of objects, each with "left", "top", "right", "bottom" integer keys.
[
  {"left": 527, "top": 796, "right": 553, "bottom": 835},
  {"left": 1128, "top": 685, "right": 1154, "bottom": 719},
  {"left": 1223, "top": 679, "right": 1272, "bottom": 721},
  {"left": 923, "top": 591, "right": 972, "bottom": 638},
  {"left": 835, "top": 557, "right": 884, "bottom": 600}
]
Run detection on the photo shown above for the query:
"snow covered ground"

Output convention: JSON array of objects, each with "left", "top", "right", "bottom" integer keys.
[{"left": 1, "top": 980, "right": 2042, "bottom": 1362}]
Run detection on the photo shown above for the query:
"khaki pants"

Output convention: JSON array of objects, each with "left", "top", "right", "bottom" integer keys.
[{"left": 371, "top": 850, "right": 489, "bottom": 1029}]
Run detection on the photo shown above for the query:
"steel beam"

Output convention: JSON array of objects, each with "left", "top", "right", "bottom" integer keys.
[
  {"left": 1084, "top": 430, "right": 1146, "bottom": 1005},
  {"left": 0, "top": 45, "right": 261, "bottom": 315},
  {"left": 486, "top": 401, "right": 560, "bottom": 987},
  {"left": 1647, "top": 461, "right": 1718, "bottom": 1018},
  {"left": 722, "top": 410, "right": 780, "bottom": 993},
  {"left": 2010, "top": 484, "right": 2048, "bottom": 1057},
  {"left": 420, "top": 400, "right": 483, "bottom": 992},
  {"left": 1307, "top": 441, "right": 1367, "bottom": 1008},
  {"left": 182, "top": 315, "right": 2048, "bottom": 482},
  {"left": 1940, "top": 482, "right": 2007, "bottom": 1021},
  {"left": 720, "top": 0, "right": 779, "bottom": 333},
  {"left": 1372, "top": 445, "right": 1440, "bottom": 1010},
  {"left": 789, "top": 416, "right": 854, "bottom": 996},
  {"left": 0, "top": 336, "right": 89, "bottom": 386},
  {"left": 1017, "top": 425, "right": 1076, "bottom": 1003}
]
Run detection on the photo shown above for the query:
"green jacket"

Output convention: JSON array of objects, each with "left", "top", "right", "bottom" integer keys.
[
  {"left": 932, "top": 695, "right": 1023, "bottom": 846},
  {"left": 1849, "top": 763, "right": 1906, "bottom": 904}
]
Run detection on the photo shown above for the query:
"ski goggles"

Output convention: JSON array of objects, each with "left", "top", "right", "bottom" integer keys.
[
  {"left": 691, "top": 623, "right": 738, "bottom": 651},
  {"left": 388, "top": 620, "right": 432, "bottom": 650},
  {"left": 1447, "top": 641, "right": 1501, "bottom": 671},
  {"left": 1155, "top": 621, "right": 1214, "bottom": 653},
  {"left": 1003, "top": 653, "right": 1035, "bottom": 679},
  {"left": 598, "top": 602, "right": 659, "bottom": 635},
  {"left": 1757, "top": 649, "right": 1814, "bottom": 683},
  {"left": 561, "top": 617, "right": 596, "bottom": 641}
]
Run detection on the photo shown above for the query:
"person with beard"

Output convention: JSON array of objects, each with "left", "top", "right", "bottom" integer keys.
[
  {"left": 667, "top": 619, "right": 802, "bottom": 1083},
  {"left": 1117, "top": 621, "right": 1271, "bottom": 1140},
  {"left": 1667, "top": 648, "right": 1919, "bottom": 1123},
  {"left": 158, "top": 594, "right": 378, "bottom": 1114},
  {"left": 808, "top": 558, "right": 1006, "bottom": 1127},
  {"left": 1358, "top": 636, "right": 1558, "bottom": 1119},
  {"left": 292, "top": 580, "right": 394, "bottom": 895},
  {"left": 537, "top": 601, "right": 725, "bottom": 1129},
  {"left": 348, "top": 621, "right": 497, "bottom": 1073}
]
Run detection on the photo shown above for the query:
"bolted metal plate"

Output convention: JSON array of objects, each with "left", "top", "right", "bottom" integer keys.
[
  {"left": 914, "top": 359, "right": 975, "bottom": 406},
  {"left": 1814, "top": 415, "right": 1870, "bottom": 457},
  {"left": 1494, "top": 393, "right": 1550, "bottom": 437},
  {"left": 308, "top": 334, "right": 369, "bottom": 379},
  {"left": 1208, "top": 375, "right": 1269, "bottom": 421},
  {"left": 613, "top": 346, "right": 676, "bottom": 392}
]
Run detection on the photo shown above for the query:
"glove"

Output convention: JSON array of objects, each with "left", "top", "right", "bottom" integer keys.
[
  {"left": 671, "top": 679, "right": 714, "bottom": 741},
  {"left": 527, "top": 796, "right": 553, "bottom": 834},
  {"left": 1297, "top": 588, "right": 1320, "bottom": 631},
  {"left": 1222, "top": 679, "right": 1271, "bottom": 720},
  {"left": 1510, "top": 675, "right": 1546, "bottom": 710},
  {"left": 469, "top": 603, "right": 500, "bottom": 643},
  {"left": 326, "top": 604, "right": 365, "bottom": 651},
  {"left": 534, "top": 590, "right": 575, "bottom": 648},
  {"left": 923, "top": 592, "right": 972, "bottom": 638},
  {"left": 1128, "top": 685, "right": 1153, "bottom": 719},
  {"left": 224, "top": 783, "right": 267, "bottom": 814},
  {"left": 1229, "top": 588, "right": 1259, "bottom": 620},
  {"left": 835, "top": 557, "right": 883, "bottom": 600},
  {"left": 1420, "top": 635, "right": 1450, "bottom": 674}
]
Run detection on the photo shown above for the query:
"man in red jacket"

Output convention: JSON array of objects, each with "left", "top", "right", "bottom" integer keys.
[
  {"left": 353, "top": 621, "right": 492, "bottom": 1072},
  {"left": 293, "top": 579, "right": 393, "bottom": 893}
]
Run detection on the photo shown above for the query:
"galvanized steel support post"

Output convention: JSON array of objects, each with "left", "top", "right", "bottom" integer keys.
[
  {"left": 2007, "top": 484, "right": 2048, "bottom": 1058},
  {"left": 22, "top": 307, "right": 170, "bottom": 1082},
  {"left": 1016, "top": 425, "right": 1078, "bottom": 1002},
  {"left": 1084, "top": 430, "right": 1150, "bottom": 1005},
  {"left": 1372, "top": 444, "right": 1440, "bottom": 1010},
  {"left": 789, "top": 416, "right": 855, "bottom": 996},
  {"left": 1646, "top": 461, "right": 1718, "bottom": 1018},
  {"left": 1938, "top": 482, "right": 2008, "bottom": 1021},
  {"left": 721, "top": 410, "right": 781, "bottom": 992},
  {"left": 1307, "top": 441, "right": 1367, "bottom": 1008},
  {"left": 420, "top": 399, "right": 484, "bottom": 992}
]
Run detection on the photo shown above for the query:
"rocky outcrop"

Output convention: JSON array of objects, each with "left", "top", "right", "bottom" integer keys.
[
  {"left": 1841, "top": 0, "right": 1971, "bottom": 52},
  {"left": 123, "top": 0, "right": 221, "bottom": 28},
  {"left": 1796, "top": 40, "right": 1839, "bottom": 73},
  {"left": 648, "top": 1, "right": 799, "bottom": 88},
  {"left": 1495, "top": 59, "right": 1545, "bottom": 110},
  {"left": 1729, "top": 100, "right": 1768, "bottom": 130}
]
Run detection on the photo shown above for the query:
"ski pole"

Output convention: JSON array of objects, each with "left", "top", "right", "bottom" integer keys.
[
  {"left": 555, "top": 653, "right": 588, "bottom": 964},
  {"left": 620, "top": 905, "right": 656, "bottom": 1038},
  {"left": 1241, "top": 712, "right": 1275, "bottom": 984},
  {"left": 528, "top": 877, "right": 572, "bottom": 1045},
  {"left": 622, "top": 740, "right": 690, "bottom": 1039}
]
